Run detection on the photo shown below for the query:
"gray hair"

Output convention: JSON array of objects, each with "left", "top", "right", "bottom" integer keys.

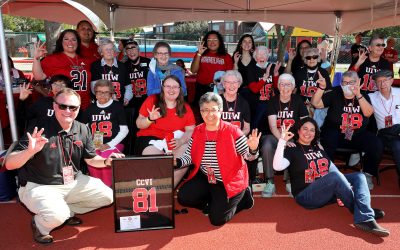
[
  {"left": 221, "top": 70, "right": 243, "bottom": 87},
  {"left": 303, "top": 48, "right": 321, "bottom": 63},
  {"left": 342, "top": 71, "right": 359, "bottom": 81},
  {"left": 199, "top": 92, "right": 223, "bottom": 110},
  {"left": 98, "top": 38, "right": 116, "bottom": 55},
  {"left": 372, "top": 69, "right": 394, "bottom": 81},
  {"left": 278, "top": 73, "right": 296, "bottom": 88},
  {"left": 253, "top": 46, "right": 269, "bottom": 60}
]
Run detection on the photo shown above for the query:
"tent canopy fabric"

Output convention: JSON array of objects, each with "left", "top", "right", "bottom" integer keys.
[
  {"left": 1, "top": 0, "right": 94, "bottom": 26},
  {"left": 75, "top": 0, "right": 400, "bottom": 35}
]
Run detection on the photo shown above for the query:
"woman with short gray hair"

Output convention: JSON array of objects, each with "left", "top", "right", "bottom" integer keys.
[
  {"left": 175, "top": 91, "right": 261, "bottom": 226},
  {"left": 90, "top": 38, "right": 132, "bottom": 105}
]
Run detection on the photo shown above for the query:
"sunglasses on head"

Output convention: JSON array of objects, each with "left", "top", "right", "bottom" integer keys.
[
  {"left": 55, "top": 101, "right": 79, "bottom": 111},
  {"left": 373, "top": 43, "right": 386, "bottom": 47},
  {"left": 305, "top": 55, "right": 319, "bottom": 60}
]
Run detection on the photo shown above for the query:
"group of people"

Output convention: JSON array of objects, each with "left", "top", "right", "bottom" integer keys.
[{"left": 3, "top": 23, "right": 397, "bottom": 243}]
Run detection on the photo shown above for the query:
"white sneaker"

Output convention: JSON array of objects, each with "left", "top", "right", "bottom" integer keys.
[
  {"left": 286, "top": 182, "right": 293, "bottom": 196},
  {"left": 363, "top": 172, "right": 374, "bottom": 190},
  {"left": 348, "top": 153, "right": 361, "bottom": 167},
  {"left": 261, "top": 182, "right": 276, "bottom": 198}
]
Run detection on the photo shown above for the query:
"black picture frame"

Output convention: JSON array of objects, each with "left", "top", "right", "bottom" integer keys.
[{"left": 112, "top": 155, "right": 175, "bottom": 232}]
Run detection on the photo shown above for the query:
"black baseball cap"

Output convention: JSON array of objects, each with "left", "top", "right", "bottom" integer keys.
[{"left": 125, "top": 39, "right": 139, "bottom": 47}]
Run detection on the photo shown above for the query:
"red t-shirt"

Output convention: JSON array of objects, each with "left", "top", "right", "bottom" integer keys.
[
  {"left": 137, "top": 95, "right": 196, "bottom": 139},
  {"left": 41, "top": 53, "right": 92, "bottom": 109},
  {"left": 79, "top": 42, "right": 101, "bottom": 65},
  {"left": 382, "top": 47, "right": 398, "bottom": 71},
  {"left": 195, "top": 52, "right": 233, "bottom": 85}
]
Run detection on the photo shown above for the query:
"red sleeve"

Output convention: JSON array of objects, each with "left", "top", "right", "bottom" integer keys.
[
  {"left": 139, "top": 95, "right": 156, "bottom": 117},
  {"left": 224, "top": 54, "right": 234, "bottom": 70},
  {"left": 41, "top": 54, "right": 57, "bottom": 77},
  {"left": 184, "top": 104, "right": 196, "bottom": 126},
  {"left": 272, "top": 75, "right": 279, "bottom": 89},
  {"left": 248, "top": 79, "right": 266, "bottom": 93}
]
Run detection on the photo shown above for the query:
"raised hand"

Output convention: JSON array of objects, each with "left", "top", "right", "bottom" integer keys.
[
  {"left": 233, "top": 52, "right": 241, "bottom": 63},
  {"left": 147, "top": 105, "right": 162, "bottom": 121},
  {"left": 247, "top": 128, "right": 262, "bottom": 151},
  {"left": 197, "top": 42, "right": 207, "bottom": 56},
  {"left": 19, "top": 82, "right": 32, "bottom": 101},
  {"left": 274, "top": 62, "right": 282, "bottom": 76},
  {"left": 316, "top": 71, "right": 326, "bottom": 89},
  {"left": 351, "top": 78, "right": 362, "bottom": 97},
  {"left": 263, "top": 63, "right": 273, "bottom": 81},
  {"left": 288, "top": 49, "right": 296, "bottom": 61},
  {"left": 356, "top": 49, "right": 368, "bottom": 65},
  {"left": 33, "top": 41, "right": 47, "bottom": 60},
  {"left": 280, "top": 123, "right": 294, "bottom": 142},
  {"left": 26, "top": 127, "right": 48, "bottom": 155}
]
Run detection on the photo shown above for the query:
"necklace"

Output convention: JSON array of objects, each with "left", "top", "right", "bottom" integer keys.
[
  {"left": 379, "top": 93, "right": 393, "bottom": 115},
  {"left": 223, "top": 95, "right": 237, "bottom": 122},
  {"left": 65, "top": 53, "right": 79, "bottom": 68}
]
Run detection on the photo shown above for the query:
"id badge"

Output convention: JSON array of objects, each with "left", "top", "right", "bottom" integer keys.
[
  {"left": 304, "top": 169, "right": 314, "bottom": 183},
  {"left": 384, "top": 115, "right": 393, "bottom": 128},
  {"left": 62, "top": 165, "right": 74, "bottom": 185},
  {"left": 206, "top": 166, "right": 217, "bottom": 184},
  {"left": 93, "top": 131, "right": 104, "bottom": 149},
  {"left": 344, "top": 127, "right": 354, "bottom": 141}
]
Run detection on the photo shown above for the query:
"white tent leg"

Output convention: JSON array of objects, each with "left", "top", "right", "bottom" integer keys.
[
  {"left": 109, "top": 4, "right": 118, "bottom": 42},
  {"left": 0, "top": 8, "right": 18, "bottom": 147},
  {"left": 331, "top": 11, "right": 342, "bottom": 73}
]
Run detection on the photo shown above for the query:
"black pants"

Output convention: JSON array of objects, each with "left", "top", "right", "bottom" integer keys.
[
  {"left": 177, "top": 172, "right": 245, "bottom": 226},
  {"left": 321, "top": 128, "right": 383, "bottom": 176}
]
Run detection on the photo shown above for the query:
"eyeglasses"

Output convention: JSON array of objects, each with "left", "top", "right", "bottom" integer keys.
[
  {"left": 125, "top": 46, "right": 138, "bottom": 51},
  {"left": 305, "top": 55, "right": 319, "bottom": 60},
  {"left": 55, "top": 101, "right": 79, "bottom": 111},
  {"left": 162, "top": 85, "right": 180, "bottom": 90},
  {"left": 200, "top": 109, "right": 220, "bottom": 114},
  {"left": 373, "top": 43, "right": 386, "bottom": 47},
  {"left": 207, "top": 39, "right": 219, "bottom": 42},
  {"left": 95, "top": 91, "right": 112, "bottom": 96},
  {"left": 375, "top": 78, "right": 392, "bottom": 85},
  {"left": 224, "top": 81, "right": 239, "bottom": 85},
  {"left": 341, "top": 80, "right": 357, "bottom": 86},
  {"left": 156, "top": 52, "right": 170, "bottom": 56},
  {"left": 279, "top": 83, "right": 293, "bottom": 88}
]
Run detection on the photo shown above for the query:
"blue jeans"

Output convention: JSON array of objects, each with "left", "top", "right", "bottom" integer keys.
[{"left": 295, "top": 171, "right": 374, "bottom": 224}]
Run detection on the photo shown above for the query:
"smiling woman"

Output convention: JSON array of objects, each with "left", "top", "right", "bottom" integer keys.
[
  {"left": 147, "top": 41, "right": 187, "bottom": 96},
  {"left": 32, "top": 29, "right": 92, "bottom": 110}
]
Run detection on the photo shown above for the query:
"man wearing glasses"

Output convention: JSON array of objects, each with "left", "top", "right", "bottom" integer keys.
[
  {"left": 369, "top": 70, "right": 400, "bottom": 188},
  {"left": 349, "top": 34, "right": 392, "bottom": 93},
  {"left": 5, "top": 88, "right": 124, "bottom": 244}
]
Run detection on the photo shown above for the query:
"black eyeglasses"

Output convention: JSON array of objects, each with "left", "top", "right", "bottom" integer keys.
[
  {"left": 373, "top": 43, "right": 386, "bottom": 47},
  {"left": 55, "top": 101, "right": 79, "bottom": 111},
  {"left": 305, "top": 55, "right": 319, "bottom": 60}
]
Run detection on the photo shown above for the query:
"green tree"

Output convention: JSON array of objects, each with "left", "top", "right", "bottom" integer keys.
[
  {"left": 2, "top": 15, "right": 44, "bottom": 32},
  {"left": 275, "top": 24, "right": 294, "bottom": 63},
  {"left": 366, "top": 26, "right": 400, "bottom": 38},
  {"left": 174, "top": 21, "right": 208, "bottom": 40}
]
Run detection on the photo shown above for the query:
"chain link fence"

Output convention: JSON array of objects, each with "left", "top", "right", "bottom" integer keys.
[{"left": 4, "top": 32, "right": 399, "bottom": 73}]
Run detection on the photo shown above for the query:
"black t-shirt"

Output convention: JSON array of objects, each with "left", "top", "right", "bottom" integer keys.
[
  {"left": 91, "top": 60, "right": 130, "bottom": 103},
  {"left": 237, "top": 58, "right": 257, "bottom": 87},
  {"left": 14, "top": 116, "right": 97, "bottom": 185},
  {"left": 124, "top": 56, "right": 151, "bottom": 110},
  {"left": 285, "top": 144, "right": 331, "bottom": 197},
  {"left": 321, "top": 87, "right": 370, "bottom": 134},
  {"left": 221, "top": 94, "right": 251, "bottom": 130},
  {"left": 247, "top": 62, "right": 280, "bottom": 101},
  {"left": 82, "top": 101, "right": 127, "bottom": 144},
  {"left": 349, "top": 57, "right": 391, "bottom": 93},
  {"left": 266, "top": 94, "right": 309, "bottom": 131},
  {"left": 23, "top": 96, "right": 55, "bottom": 127},
  {"left": 294, "top": 67, "right": 332, "bottom": 103}
]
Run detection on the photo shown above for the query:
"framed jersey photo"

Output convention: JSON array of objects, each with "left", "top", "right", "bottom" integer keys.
[{"left": 112, "top": 156, "right": 175, "bottom": 232}]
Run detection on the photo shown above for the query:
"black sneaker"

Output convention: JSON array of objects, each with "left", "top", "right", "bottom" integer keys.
[
  {"left": 354, "top": 220, "right": 390, "bottom": 237},
  {"left": 373, "top": 208, "right": 385, "bottom": 220}
]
